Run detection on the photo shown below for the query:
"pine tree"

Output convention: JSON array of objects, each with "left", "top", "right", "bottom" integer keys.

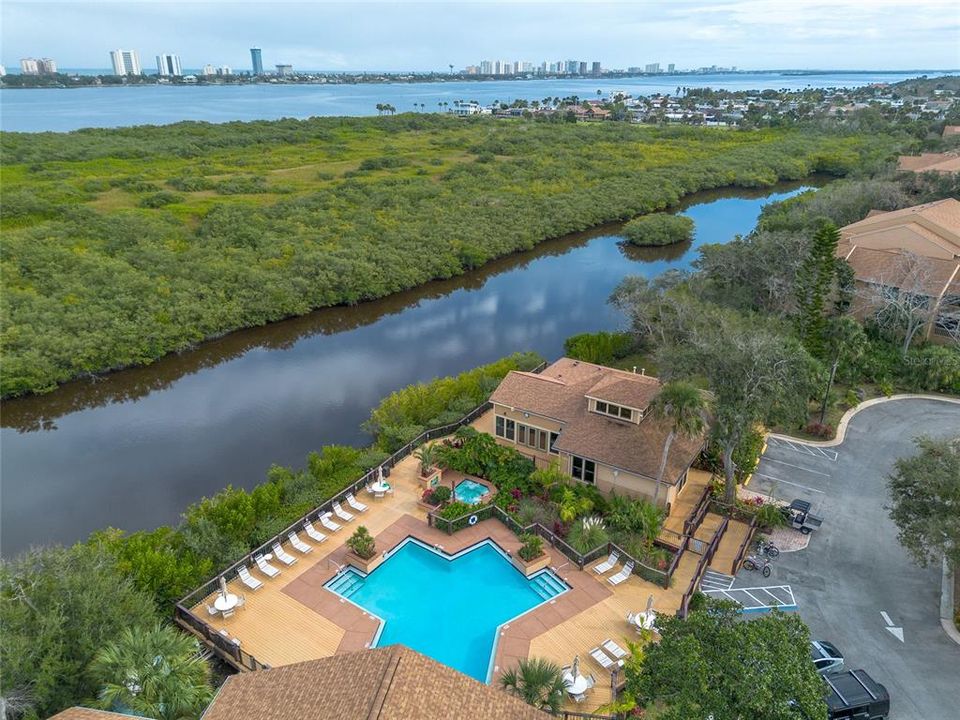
[{"left": 795, "top": 222, "right": 840, "bottom": 357}]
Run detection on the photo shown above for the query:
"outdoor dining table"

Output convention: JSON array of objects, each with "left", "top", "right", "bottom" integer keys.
[
  {"left": 369, "top": 480, "right": 391, "bottom": 495},
  {"left": 564, "top": 673, "right": 590, "bottom": 696},
  {"left": 214, "top": 593, "right": 239, "bottom": 613}
]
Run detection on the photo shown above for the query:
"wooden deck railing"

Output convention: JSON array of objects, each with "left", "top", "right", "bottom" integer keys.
[
  {"left": 173, "top": 363, "right": 551, "bottom": 672},
  {"left": 730, "top": 516, "right": 759, "bottom": 575},
  {"left": 677, "top": 516, "right": 729, "bottom": 618},
  {"left": 683, "top": 483, "right": 713, "bottom": 536}
]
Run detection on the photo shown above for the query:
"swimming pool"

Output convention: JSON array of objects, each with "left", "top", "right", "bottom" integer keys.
[
  {"left": 324, "top": 539, "right": 567, "bottom": 681},
  {"left": 454, "top": 478, "right": 488, "bottom": 505}
]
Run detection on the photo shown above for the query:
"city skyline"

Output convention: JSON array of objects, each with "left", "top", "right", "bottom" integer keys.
[{"left": 2, "top": 1, "right": 959, "bottom": 72}]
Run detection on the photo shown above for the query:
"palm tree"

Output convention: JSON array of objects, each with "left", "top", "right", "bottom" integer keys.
[
  {"left": 89, "top": 622, "right": 213, "bottom": 720},
  {"left": 499, "top": 657, "right": 567, "bottom": 713},
  {"left": 649, "top": 381, "right": 708, "bottom": 507}
]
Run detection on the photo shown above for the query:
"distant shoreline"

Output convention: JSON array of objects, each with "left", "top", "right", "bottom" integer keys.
[{"left": 1, "top": 68, "right": 955, "bottom": 91}]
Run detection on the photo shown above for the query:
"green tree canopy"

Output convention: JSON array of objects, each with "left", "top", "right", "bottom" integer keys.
[
  {"left": 629, "top": 599, "right": 827, "bottom": 720},
  {"left": 0, "top": 544, "right": 160, "bottom": 720},
  {"left": 89, "top": 622, "right": 213, "bottom": 720},
  {"left": 887, "top": 435, "right": 960, "bottom": 567}
]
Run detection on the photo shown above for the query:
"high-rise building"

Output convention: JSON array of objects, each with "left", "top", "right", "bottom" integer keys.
[
  {"left": 645, "top": 63, "right": 661, "bottom": 73},
  {"left": 217, "top": 66, "right": 232, "bottom": 76},
  {"left": 578, "top": 61, "right": 588, "bottom": 75},
  {"left": 275, "top": 64, "right": 293, "bottom": 76},
  {"left": 0, "top": 65, "right": 7, "bottom": 77},
  {"left": 38, "top": 58, "right": 57, "bottom": 74},
  {"left": 201, "top": 64, "right": 216, "bottom": 76},
  {"left": 250, "top": 47, "right": 263, "bottom": 75},
  {"left": 479, "top": 60, "right": 493, "bottom": 75},
  {"left": 565, "top": 60, "right": 578, "bottom": 74},
  {"left": 667, "top": 63, "right": 676, "bottom": 73},
  {"left": 591, "top": 61, "right": 601, "bottom": 76},
  {"left": 110, "top": 49, "right": 142, "bottom": 75},
  {"left": 156, "top": 53, "right": 183, "bottom": 77},
  {"left": 20, "top": 58, "right": 40, "bottom": 75}
]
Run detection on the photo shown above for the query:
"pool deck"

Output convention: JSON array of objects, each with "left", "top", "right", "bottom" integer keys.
[{"left": 191, "top": 414, "right": 701, "bottom": 714}]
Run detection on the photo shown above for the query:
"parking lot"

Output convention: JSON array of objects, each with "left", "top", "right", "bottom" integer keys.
[{"left": 737, "top": 399, "right": 960, "bottom": 719}]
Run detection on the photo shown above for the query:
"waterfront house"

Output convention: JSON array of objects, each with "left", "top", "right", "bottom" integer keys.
[
  {"left": 838, "top": 198, "right": 960, "bottom": 344},
  {"left": 488, "top": 358, "right": 706, "bottom": 511}
]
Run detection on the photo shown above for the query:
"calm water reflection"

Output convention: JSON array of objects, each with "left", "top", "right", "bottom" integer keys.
[{"left": 0, "top": 182, "right": 817, "bottom": 553}]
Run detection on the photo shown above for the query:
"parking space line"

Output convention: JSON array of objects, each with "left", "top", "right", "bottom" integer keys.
[
  {"left": 752, "top": 472, "right": 826, "bottom": 495},
  {"left": 767, "top": 437, "right": 838, "bottom": 461},
  {"left": 760, "top": 456, "right": 830, "bottom": 476}
]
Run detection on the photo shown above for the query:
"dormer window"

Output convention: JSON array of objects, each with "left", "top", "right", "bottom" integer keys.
[{"left": 593, "top": 399, "right": 638, "bottom": 422}]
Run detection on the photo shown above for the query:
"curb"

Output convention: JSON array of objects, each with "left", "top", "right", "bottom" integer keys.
[
  {"left": 941, "top": 558, "right": 960, "bottom": 647},
  {"left": 767, "top": 394, "right": 960, "bottom": 448}
]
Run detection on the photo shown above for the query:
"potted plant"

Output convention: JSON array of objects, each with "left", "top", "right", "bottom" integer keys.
[
  {"left": 344, "top": 526, "right": 382, "bottom": 573},
  {"left": 512, "top": 533, "right": 550, "bottom": 575},
  {"left": 414, "top": 443, "right": 442, "bottom": 488}
]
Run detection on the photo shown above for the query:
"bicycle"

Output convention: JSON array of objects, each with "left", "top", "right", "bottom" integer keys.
[
  {"left": 742, "top": 554, "right": 772, "bottom": 578},
  {"left": 756, "top": 538, "right": 780, "bottom": 559}
]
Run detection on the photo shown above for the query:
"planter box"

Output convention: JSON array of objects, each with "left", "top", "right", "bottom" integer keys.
[
  {"left": 512, "top": 552, "right": 551, "bottom": 577},
  {"left": 416, "top": 500, "right": 442, "bottom": 513},
  {"left": 418, "top": 467, "right": 442, "bottom": 489},
  {"left": 345, "top": 550, "right": 385, "bottom": 574}
]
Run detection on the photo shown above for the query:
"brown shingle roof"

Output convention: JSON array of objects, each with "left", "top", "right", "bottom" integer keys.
[
  {"left": 839, "top": 198, "right": 960, "bottom": 261},
  {"left": 200, "top": 645, "right": 549, "bottom": 720},
  {"left": 49, "top": 710, "right": 149, "bottom": 720},
  {"left": 897, "top": 151, "right": 960, "bottom": 174},
  {"left": 491, "top": 358, "right": 704, "bottom": 484}
]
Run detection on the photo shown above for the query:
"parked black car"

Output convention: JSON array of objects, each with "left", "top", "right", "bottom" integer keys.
[{"left": 823, "top": 669, "right": 890, "bottom": 720}]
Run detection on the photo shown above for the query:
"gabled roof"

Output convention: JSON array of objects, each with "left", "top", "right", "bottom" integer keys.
[
  {"left": 490, "top": 358, "right": 705, "bottom": 484},
  {"left": 200, "top": 645, "right": 548, "bottom": 720},
  {"left": 839, "top": 198, "right": 960, "bottom": 261},
  {"left": 897, "top": 151, "right": 960, "bottom": 174}
]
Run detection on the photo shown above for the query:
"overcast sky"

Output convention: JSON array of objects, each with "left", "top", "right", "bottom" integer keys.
[{"left": 3, "top": 1, "right": 959, "bottom": 72}]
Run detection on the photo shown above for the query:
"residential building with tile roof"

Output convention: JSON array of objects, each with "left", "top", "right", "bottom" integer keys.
[
  {"left": 489, "top": 358, "right": 706, "bottom": 511},
  {"left": 897, "top": 151, "right": 960, "bottom": 174},
  {"left": 837, "top": 198, "right": 960, "bottom": 344},
  {"left": 48, "top": 709, "right": 149, "bottom": 720},
  {"left": 200, "top": 645, "right": 550, "bottom": 720}
]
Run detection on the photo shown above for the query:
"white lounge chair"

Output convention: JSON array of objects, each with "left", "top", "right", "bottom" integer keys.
[
  {"left": 319, "top": 514, "right": 342, "bottom": 533},
  {"left": 608, "top": 561, "right": 635, "bottom": 586},
  {"left": 589, "top": 646, "right": 622, "bottom": 670},
  {"left": 303, "top": 521, "right": 328, "bottom": 543},
  {"left": 602, "top": 639, "right": 628, "bottom": 661},
  {"left": 271, "top": 542, "right": 298, "bottom": 566},
  {"left": 332, "top": 502, "right": 354, "bottom": 522},
  {"left": 254, "top": 554, "right": 281, "bottom": 578},
  {"left": 206, "top": 604, "right": 218, "bottom": 616},
  {"left": 346, "top": 493, "right": 368, "bottom": 513},
  {"left": 592, "top": 551, "right": 620, "bottom": 574},
  {"left": 238, "top": 566, "right": 263, "bottom": 591},
  {"left": 288, "top": 531, "right": 313, "bottom": 554}
]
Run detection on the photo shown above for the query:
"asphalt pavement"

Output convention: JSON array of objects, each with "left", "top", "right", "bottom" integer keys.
[{"left": 741, "top": 399, "right": 960, "bottom": 720}]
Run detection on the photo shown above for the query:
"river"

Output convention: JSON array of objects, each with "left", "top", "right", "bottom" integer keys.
[
  {"left": 0, "top": 70, "right": 945, "bottom": 132},
  {"left": 0, "top": 181, "right": 820, "bottom": 554}
]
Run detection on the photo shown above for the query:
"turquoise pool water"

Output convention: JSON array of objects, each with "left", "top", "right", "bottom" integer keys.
[
  {"left": 455, "top": 479, "right": 488, "bottom": 505},
  {"left": 325, "top": 539, "right": 567, "bottom": 681}
]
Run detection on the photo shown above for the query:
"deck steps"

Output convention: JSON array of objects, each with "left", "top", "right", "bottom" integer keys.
[
  {"left": 529, "top": 572, "right": 566, "bottom": 601},
  {"left": 327, "top": 571, "right": 366, "bottom": 599}
]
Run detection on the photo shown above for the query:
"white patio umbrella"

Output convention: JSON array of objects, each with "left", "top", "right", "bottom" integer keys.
[
  {"left": 219, "top": 575, "right": 229, "bottom": 600},
  {"left": 571, "top": 654, "right": 580, "bottom": 680},
  {"left": 645, "top": 593, "right": 655, "bottom": 614},
  {"left": 377, "top": 465, "right": 385, "bottom": 484}
]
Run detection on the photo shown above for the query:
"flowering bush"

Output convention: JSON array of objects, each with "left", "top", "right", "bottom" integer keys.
[{"left": 803, "top": 421, "right": 834, "bottom": 439}]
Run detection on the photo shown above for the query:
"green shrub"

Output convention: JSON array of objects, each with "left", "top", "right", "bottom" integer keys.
[
  {"left": 568, "top": 516, "right": 609, "bottom": 554},
  {"left": 563, "top": 331, "right": 635, "bottom": 365},
  {"left": 622, "top": 213, "right": 695, "bottom": 246},
  {"left": 358, "top": 156, "right": 411, "bottom": 171},
  {"left": 755, "top": 502, "right": 787, "bottom": 529},
  {"left": 428, "top": 485, "right": 452, "bottom": 505},
  {"left": 438, "top": 500, "right": 474, "bottom": 520},
  {"left": 518, "top": 533, "right": 544, "bottom": 561},
  {"left": 901, "top": 345, "right": 960, "bottom": 394},
  {"left": 139, "top": 190, "right": 184, "bottom": 208},
  {"left": 365, "top": 352, "right": 543, "bottom": 451}
]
